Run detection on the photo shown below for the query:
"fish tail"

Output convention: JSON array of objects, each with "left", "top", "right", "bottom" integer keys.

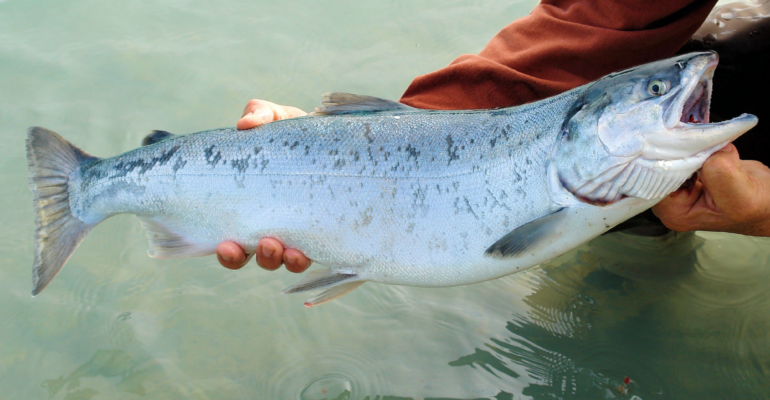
[{"left": 26, "top": 127, "right": 101, "bottom": 296}]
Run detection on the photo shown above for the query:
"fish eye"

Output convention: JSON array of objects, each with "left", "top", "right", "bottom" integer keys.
[{"left": 647, "top": 80, "right": 668, "bottom": 96}]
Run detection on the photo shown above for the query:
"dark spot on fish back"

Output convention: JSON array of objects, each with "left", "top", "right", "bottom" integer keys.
[
  {"left": 173, "top": 158, "right": 187, "bottom": 173},
  {"left": 112, "top": 145, "right": 180, "bottom": 177},
  {"left": 445, "top": 135, "right": 459, "bottom": 164},
  {"left": 363, "top": 123, "right": 373, "bottom": 143},
  {"left": 230, "top": 155, "right": 251, "bottom": 174},
  {"left": 405, "top": 144, "right": 420, "bottom": 162},
  {"left": 204, "top": 145, "right": 222, "bottom": 167}
]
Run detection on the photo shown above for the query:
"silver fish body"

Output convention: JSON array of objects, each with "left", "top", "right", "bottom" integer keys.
[
  {"left": 27, "top": 52, "right": 758, "bottom": 305},
  {"left": 72, "top": 92, "right": 578, "bottom": 286}
]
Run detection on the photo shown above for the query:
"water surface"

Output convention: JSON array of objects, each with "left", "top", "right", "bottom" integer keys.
[{"left": 1, "top": 0, "right": 768, "bottom": 398}]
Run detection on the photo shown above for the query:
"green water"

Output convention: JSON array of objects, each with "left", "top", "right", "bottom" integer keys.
[{"left": 1, "top": 0, "right": 768, "bottom": 398}]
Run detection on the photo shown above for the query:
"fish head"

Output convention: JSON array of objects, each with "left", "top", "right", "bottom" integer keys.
[{"left": 552, "top": 51, "right": 757, "bottom": 204}]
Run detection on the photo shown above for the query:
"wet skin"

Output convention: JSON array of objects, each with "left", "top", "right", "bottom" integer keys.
[{"left": 216, "top": 100, "right": 770, "bottom": 273}]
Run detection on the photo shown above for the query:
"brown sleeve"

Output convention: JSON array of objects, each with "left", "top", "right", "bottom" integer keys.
[{"left": 399, "top": 0, "right": 718, "bottom": 110}]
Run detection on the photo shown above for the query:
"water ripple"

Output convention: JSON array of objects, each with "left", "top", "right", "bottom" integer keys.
[{"left": 260, "top": 343, "right": 390, "bottom": 399}]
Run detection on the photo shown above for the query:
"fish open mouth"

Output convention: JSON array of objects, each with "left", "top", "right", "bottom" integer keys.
[
  {"left": 665, "top": 57, "right": 717, "bottom": 129},
  {"left": 651, "top": 55, "right": 755, "bottom": 161},
  {"left": 680, "top": 76, "right": 711, "bottom": 125}
]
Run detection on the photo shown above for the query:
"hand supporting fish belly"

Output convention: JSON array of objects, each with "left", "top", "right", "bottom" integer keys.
[{"left": 26, "top": 52, "right": 757, "bottom": 306}]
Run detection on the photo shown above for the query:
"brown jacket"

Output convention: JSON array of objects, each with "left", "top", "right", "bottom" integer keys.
[{"left": 400, "top": 0, "right": 717, "bottom": 110}]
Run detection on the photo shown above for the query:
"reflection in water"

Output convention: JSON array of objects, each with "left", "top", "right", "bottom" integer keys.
[
  {"left": 444, "top": 232, "right": 770, "bottom": 399},
  {"left": 41, "top": 349, "right": 155, "bottom": 399}
]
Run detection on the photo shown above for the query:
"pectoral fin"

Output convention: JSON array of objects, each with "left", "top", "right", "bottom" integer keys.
[
  {"left": 282, "top": 268, "right": 364, "bottom": 307},
  {"left": 485, "top": 208, "right": 568, "bottom": 258}
]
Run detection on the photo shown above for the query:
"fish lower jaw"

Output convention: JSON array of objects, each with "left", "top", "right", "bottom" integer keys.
[{"left": 647, "top": 112, "right": 757, "bottom": 161}]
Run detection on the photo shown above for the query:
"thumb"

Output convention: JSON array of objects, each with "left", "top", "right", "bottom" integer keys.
[
  {"left": 651, "top": 175, "right": 703, "bottom": 231},
  {"left": 699, "top": 144, "right": 756, "bottom": 216}
]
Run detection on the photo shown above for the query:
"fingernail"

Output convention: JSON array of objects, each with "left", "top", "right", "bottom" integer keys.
[
  {"left": 285, "top": 253, "right": 297, "bottom": 264},
  {"left": 719, "top": 143, "right": 733, "bottom": 152},
  {"left": 261, "top": 246, "right": 274, "bottom": 258},
  {"left": 221, "top": 254, "right": 233, "bottom": 262}
]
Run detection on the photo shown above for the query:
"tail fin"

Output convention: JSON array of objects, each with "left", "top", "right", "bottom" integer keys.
[{"left": 26, "top": 127, "right": 99, "bottom": 295}]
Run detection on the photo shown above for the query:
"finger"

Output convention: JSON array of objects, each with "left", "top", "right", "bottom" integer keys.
[
  {"left": 216, "top": 241, "right": 251, "bottom": 270},
  {"left": 700, "top": 143, "right": 759, "bottom": 221},
  {"left": 652, "top": 179, "right": 704, "bottom": 231},
  {"left": 236, "top": 100, "right": 307, "bottom": 130},
  {"left": 255, "top": 237, "right": 285, "bottom": 271},
  {"left": 283, "top": 248, "right": 312, "bottom": 273},
  {"left": 237, "top": 100, "right": 278, "bottom": 130},
  {"left": 652, "top": 175, "right": 702, "bottom": 217},
  {"left": 270, "top": 103, "right": 307, "bottom": 120}
]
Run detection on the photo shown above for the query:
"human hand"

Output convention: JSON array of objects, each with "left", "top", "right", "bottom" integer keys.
[
  {"left": 652, "top": 143, "right": 770, "bottom": 237},
  {"left": 235, "top": 99, "right": 307, "bottom": 130},
  {"left": 216, "top": 99, "right": 311, "bottom": 272}
]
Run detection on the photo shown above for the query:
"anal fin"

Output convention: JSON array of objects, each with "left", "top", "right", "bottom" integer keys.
[
  {"left": 485, "top": 208, "right": 568, "bottom": 258},
  {"left": 139, "top": 217, "right": 213, "bottom": 258},
  {"left": 282, "top": 268, "right": 364, "bottom": 307}
]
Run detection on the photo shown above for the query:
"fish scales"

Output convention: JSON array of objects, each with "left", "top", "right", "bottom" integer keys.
[
  {"left": 27, "top": 52, "right": 758, "bottom": 305},
  {"left": 68, "top": 90, "right": 581, "bottom": 287}
]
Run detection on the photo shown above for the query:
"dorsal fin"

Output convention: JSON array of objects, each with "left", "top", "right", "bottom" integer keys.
[
  {"left": 141, "top": 130, "right": 178, "bottom": 146},
  {"left": 311, "top": 92, "right": 416, "bottom": 115}
]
